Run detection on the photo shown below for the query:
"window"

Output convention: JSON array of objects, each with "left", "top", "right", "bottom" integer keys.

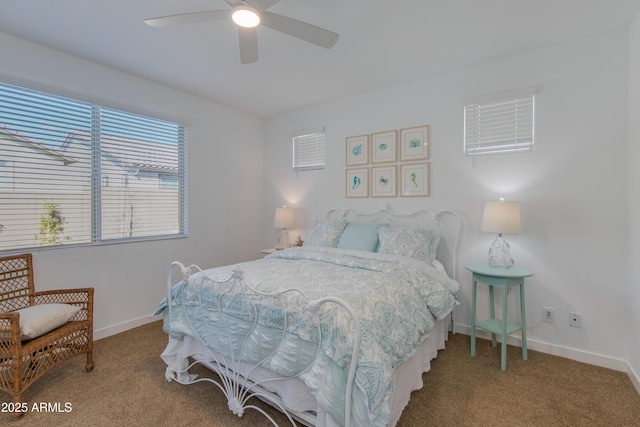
[
  {"left": 159, "top": 174, "right": 178, "bottom": 190},
  {"left": 292, "top": 128, "right": 325, "bottom": 171},
  {"left": 0, "top": 160, "right": 14, "bottom": 190},
  {"left": 464, "top": 87, "right": 537, "bottom": 156},
  {"left": 0, "top": 80, "right": 187, "bottom": 251}
]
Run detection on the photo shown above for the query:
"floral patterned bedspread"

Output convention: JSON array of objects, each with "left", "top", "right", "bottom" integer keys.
[{"left": 156, "top": 246, "right": 459, "bottom": 426}]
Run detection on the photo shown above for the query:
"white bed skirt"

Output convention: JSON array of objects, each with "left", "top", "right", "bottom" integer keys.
[{"left": 161, "top": 317, "right": 448, "bottom": 427}]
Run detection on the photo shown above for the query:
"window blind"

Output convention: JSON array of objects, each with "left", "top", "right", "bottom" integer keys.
[
  {"left": 0, "top": 81, "right": 187, "bottom": 252},
  {"left": 464, "top": 87, "right": 537, "bottom": 156},
  {"left": 292, "top": 128, "right": 325, "bottom": 171}
]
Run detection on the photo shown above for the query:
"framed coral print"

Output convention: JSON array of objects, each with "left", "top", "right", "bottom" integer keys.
[
  {"left": 346, "top": 168, "right": 369, "bottom": 198},
  {"left": 400, "top": 163, "right": 430, "bottom": 197},
  {"left": 346, "top": 135, "right": 369, "bottom": 166},
  {"left": 371, "top": 165, "right": 397, "bottom": 197},
  {"left": 400, "top": 125, "right": 429, "bottom": 161},
  {"left": 371, "top": 130, "right": 397, "bottom": 163}
]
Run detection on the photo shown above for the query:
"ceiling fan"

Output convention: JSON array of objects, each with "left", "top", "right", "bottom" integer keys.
[{"left": 144, "top": 0, "right": 339, "bottom": 64}]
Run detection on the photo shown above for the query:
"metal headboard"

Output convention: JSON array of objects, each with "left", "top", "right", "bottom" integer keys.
[{"left": 325, "top": 207, "right": 462, "bottom": 280}]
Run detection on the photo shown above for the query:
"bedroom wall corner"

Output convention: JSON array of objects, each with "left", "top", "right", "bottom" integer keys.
[{"left": 627, "top": 11, "right": 640, "bottom": 393}]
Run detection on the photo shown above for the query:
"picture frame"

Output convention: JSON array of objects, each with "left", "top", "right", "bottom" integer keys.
[
  {"left": 400, "top": 125, "right": 429, "bottom": 161},
  {"left": 345, "top": 168, "right": 369, "bottom": 198},
  {"left": 345, "top": 135, "right": 369, "bottom": 166},
  {"left": 400, "top": 163, "right": 430, "bottom": 197},
  {"left": 371, "top": 165, "right": 397, "bottom": 198},
  {"left": 371, "top": 130, "right": 397, "bottom": 163}
]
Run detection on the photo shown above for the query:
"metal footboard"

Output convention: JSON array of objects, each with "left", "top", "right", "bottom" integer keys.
[{"left": 163, "top": 261, "right": 362, "bottom": 427}]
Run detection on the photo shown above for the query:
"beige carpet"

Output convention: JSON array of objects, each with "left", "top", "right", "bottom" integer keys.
[{"left": 3, "top": 321, "right": 639, "bottom": 426}]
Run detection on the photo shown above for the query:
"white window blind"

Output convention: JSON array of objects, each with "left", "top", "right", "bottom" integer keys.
[
  {"left": 0, "top": 80, "right": 187, "bottom": 252},
  {"left": 0, "top": 160, "right": 13, "bottom": 190},
  {"left": 292, "top": 128, "right": 325, "bottom": 171},
  {"left": 464, "top": 87, "right": 537, "bottom": 156}
]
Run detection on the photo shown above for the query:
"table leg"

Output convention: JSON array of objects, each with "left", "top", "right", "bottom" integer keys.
[
  {"left": 520, "top": 283, "right": 528, "bottom": 361},
  {"left": 470, "top": 279, "right": 477, "bottom": 357},
  {"left": 489, "top": 285, "right": 497, "bottom": 347},
  {"left": 501, "top": 285, "right": 508, "bottom": 371}
]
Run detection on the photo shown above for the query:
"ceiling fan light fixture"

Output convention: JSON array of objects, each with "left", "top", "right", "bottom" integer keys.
[{"left": 232, "top": 4, "right": 261, "bottom": 28}]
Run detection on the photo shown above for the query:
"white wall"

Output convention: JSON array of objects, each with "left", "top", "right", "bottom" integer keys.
[
  {"left": 263, "top": 31, "right": 631, "bottom": 370},
  {"left": 0, "top": 32, "right": 265, "bottom": 338},
  {"left": 628, "top": 15, "right": 640, "bottom": 390}
]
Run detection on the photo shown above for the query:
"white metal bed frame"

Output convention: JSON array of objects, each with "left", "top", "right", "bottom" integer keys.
[
  {"left": 161, "top": 208, "right": 462, "bottom": 427},
  {"left": 163, "top": 263, "right": 362, "bottom": 426}
]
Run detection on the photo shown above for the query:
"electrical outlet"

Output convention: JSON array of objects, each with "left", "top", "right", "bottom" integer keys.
[
  {"left": 569, "top": 312, "right": 582, "bottom": 327},
  {"left": 543, "top": 307, "right": 555, "bottom": 323}
]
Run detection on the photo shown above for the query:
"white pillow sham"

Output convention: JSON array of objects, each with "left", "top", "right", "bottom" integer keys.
[
  {"left": 377, "top": 226, "right": 440, "bottom": 264},
  {"left": 303, "top": 218, "right": 347, "bottom": 248},
  {"left": 16, "top": 303, "right": 81, "bottom": 340}
]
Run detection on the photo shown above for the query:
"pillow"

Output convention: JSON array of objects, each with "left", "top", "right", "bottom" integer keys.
[
  {"left": 378, "top": 227, "right": 440, "bottom": 264},
  {"left": 337, "top": 223, "right": 381, "bottom": 252},
  {"left": 16, "top": 303, "right": 81, "bottom": 340},
  {"left": 303, "top": 218, "right": 346, "bottom": 248}
]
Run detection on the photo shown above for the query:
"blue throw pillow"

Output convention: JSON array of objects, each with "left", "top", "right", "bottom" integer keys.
[{"left": 337, "top": 222, "right": 381, "bottom": 252}]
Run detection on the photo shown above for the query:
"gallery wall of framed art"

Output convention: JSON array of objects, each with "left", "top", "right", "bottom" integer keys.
[{"left": 345, "top": 125, "right": 430, "bottom": 198}]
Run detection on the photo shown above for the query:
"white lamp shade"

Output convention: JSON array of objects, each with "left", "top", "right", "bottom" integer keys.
[
  {"left": 481, "top": 201, "right": 521, "bottom": 235},
  {"left": 274, "top": 207, "right": 295, "bottom": 229}
]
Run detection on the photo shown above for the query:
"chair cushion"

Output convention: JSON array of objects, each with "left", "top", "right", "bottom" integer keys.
[{"left": 16, "top": 303, "right": 81, "bottom": 340}]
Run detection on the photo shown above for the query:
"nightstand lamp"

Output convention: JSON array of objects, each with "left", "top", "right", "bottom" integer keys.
[
  {"left": 481, "top": 199, "right": 521, "bottom": 267},
  {"left": 274, "top": 206, "right": 295, "bottom": 250}
]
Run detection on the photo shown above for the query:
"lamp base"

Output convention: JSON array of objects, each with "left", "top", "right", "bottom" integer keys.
[
  {"left": 275, "top": 229, "right": 290, "bottom": 250},
  {"left": 488, "top": 234, "right": 514, "bottom": 268}
]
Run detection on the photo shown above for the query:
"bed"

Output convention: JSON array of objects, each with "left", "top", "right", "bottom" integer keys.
[{"left": 155, "top": 208, "right": 462, "bottom": 426}]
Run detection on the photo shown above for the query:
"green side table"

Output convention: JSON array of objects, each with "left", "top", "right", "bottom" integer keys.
[{"left": 466, "top": 263, "right": 533, "bottom": 371}]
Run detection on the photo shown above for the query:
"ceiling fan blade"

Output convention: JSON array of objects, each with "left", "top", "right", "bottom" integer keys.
[
  {"left": 248, "top": 0, "right": 281, "bottom": 11},
  {"left": 261, "top": 11, "right": 339, "bottom": 49},
  {"left": 238, "top": 28, "right": 258, "bottom": 64},
  {"left": 144, "top": 10, "right": 229, "bottom": 28}
]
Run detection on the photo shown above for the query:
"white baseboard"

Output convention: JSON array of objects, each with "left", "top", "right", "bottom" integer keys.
[
  {"left": 456, "top": 324, "right": 640, "bottom": 394},
  {"left": 455, "top": 324, "right": 630, "bottom": 373},
  {"left": 628, "top": 362, "right": 640, "bottom": 395},
  {"left": 94, "top": 314, "right": 161, "bottom": 341}
]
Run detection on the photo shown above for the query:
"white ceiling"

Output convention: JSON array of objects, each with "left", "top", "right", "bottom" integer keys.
[{"left": 1, "top": 0, "right": 639, "bottom": 118}]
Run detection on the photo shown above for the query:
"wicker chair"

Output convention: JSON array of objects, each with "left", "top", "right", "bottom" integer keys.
[{"left": 0, "top": 253, "right": 94, "bottom": 420}]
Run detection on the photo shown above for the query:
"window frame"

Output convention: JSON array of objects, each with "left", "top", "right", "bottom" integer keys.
[
  {"left": 292, "top": 127, "right": 325, "bottom": 171},
  {"left": 0, "top": 77, "right": 188, "bottom": 253},
  {"left": 464, "top": 86, "right": 537, "bottom": 156}
]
